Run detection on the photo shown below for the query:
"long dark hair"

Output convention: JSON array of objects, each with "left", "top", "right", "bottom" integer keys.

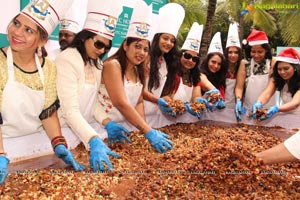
[
  {"left": 148, "top": 33, "right": 180, "bottom": 96},
  {"left": 272, "top": 62, "right": 300, "bottom": 97},
  {"left": 200, "top": 52, "right": 227, "bottom": 90},
  {"left": 105, "top": 37, "right": 149, "bottom": 86},
  {"left": 224, "top": 46, "right": 242, "bottom": 75},
  {"left": 244, "top": 43, "right": 272, "bottom": 61},
  {"left": 178, "top": 50, "right": 200, "bottom": 86},
  {"left": 69, "top": 30, "right": 111, "bottom": 68}
]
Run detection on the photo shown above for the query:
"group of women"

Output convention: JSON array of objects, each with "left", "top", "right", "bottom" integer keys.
[{"left": 0, "top": 0, "right": 299, "bottom": 185}]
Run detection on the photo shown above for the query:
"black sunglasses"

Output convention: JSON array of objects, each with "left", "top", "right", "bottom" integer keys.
[
  {"left": 92, "top": 38, "right": 111, "bottom": 52},
  {"left": 183, "top": 52, "right": 199, "bottom": 63}
]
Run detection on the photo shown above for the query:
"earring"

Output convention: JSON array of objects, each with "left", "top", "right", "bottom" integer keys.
[{"left": 37, "top": 46, "right": 42, "bottom": 57}]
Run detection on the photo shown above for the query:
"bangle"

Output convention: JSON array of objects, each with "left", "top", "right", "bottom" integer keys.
[
  {"left": 51, "top": 136, "right": 68, "bottom": 150},
  {"left": 0, "top": 152, "right": 7, "bottom": 156}
]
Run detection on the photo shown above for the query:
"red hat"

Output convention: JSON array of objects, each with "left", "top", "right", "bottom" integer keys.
[
  {"left": 244, "top": 29, "right": 268, "bottom": 46},
  {"left": 276, "top": 48, "right": 300, "bottom": 64}
]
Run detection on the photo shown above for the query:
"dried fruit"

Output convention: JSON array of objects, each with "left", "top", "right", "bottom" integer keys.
[
  {"left": 167, "top": 99, "right": 186, "bottom": 114},
  {"left": 189, "top": 102, "right": 206, "bottom": 112}
]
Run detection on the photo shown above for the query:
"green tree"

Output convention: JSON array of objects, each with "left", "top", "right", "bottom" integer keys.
[{"left": 169, "top": 0, "right": 207, "bottom": 47}]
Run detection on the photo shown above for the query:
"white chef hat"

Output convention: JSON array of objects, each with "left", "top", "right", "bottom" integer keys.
[
  {"left": 21, "top": 0, "right": 74, "bottom": 36},
  {"left": 156, "top": 3, "right": 185, "bottom": 37},
  {"left": 59, "top": 0, "right": 85, "bottom": 34},
  {"left": 181, "top": 22, "right": 203, "bottom": 53},
  {"left": 226, "top": 22, "right": 241, "bottom": 48},
  {"left": 126, "top": 0, "right": 152, "bottom": 41},
  {"left": 83, "top": 0, "right": 123, "bottom": 40},
  {"left": 208, "top": 32, "right": 223, "bottom": 54}
]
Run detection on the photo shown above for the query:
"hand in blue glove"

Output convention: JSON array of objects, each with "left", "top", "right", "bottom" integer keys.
[
  {"left": 89, "top": 136, "right": 120, "bottom": 171},
  {"left": 105, "top": 121, "right": 131, "bottom": 145},
  {"left": 195, "top": 97, "right": 211, "bottom": 112},
  {"left": 157, "top": 98, "right": 176, "bottom": 117},
  {"left": 0, "top": 156, "right": 9, "bottom": 184},
  {"left": 185, "top": 102, "right": 201, "bottom": 119},
  {"left": 204, "top": 88, "right": 222, "bottom": 111},
  {"left": 204, "top": 88, "right": 220, "bottom": 97},
  {"left": 215, "top": 98, "right": 226, "bottom": 109},
  {"left": 251, "top": 101, "right": 263, "bottom": 119},
  {"left": 54, "top": 144, "right": 85, "bottom": 171},
  {"left": 260, "top": 105, "right": 279, "bottom": 121},
  {"left": 145, "top": 129, "right": 173, "bottom": 153},
  {"left": 235, "top": 99, "right": 247, "bottom": 121}
]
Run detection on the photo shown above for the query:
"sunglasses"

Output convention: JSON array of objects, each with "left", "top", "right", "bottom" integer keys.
[
  {"left": 92, "top": 38, "right": 111, "bottom": 52},
  {"left": 183, "top": 52, "right": 199, "bottom": 63}
]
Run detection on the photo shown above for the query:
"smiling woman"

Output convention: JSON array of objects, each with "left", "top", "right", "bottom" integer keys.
[{"left": 0, "top": 0, "right": 83, "bottom": 185}]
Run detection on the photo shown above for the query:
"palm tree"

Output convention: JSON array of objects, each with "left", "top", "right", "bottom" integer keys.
[
  {"left": 200, "top": 0, "right": 217, "bottom": 58},
  {"left": 169, "top": 0, "right": 207, "bottom": 47},
  {"left": 217, "top": 0, "right": 299, "bottom": 46}
]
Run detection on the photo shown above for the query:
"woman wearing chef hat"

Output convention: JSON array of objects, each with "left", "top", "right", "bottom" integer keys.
[
  {"left": 223, "top": 23, "right": 244, "bottom": 120},
  {"left": 251, "top": 48, "right": 300, "bottom": 121},
  {"left": 199, "top": 32, "right": 227, "bottom": 110},
  {"left": 100, "top": 0, "right": 173, "bottom": 153},
  {"left": 0, "top": 0, "right": 84, "bottom": 184},
  {"left": 55, "top": 0, "right": 128, "bottom": 172},
  {"left": 143, "top": 3, "right": 185, "bottom": 118},
  {"left": 172, "top": 22, "right": 209, "bottom": 119}
]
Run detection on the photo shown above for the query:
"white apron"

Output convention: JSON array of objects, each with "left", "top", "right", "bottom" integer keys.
[
  {"left": 144, "top": 59, "right": 168, "bottom": 115},
  {"left": 79, "top": 83, "right": 98, "bottom": 123},
  {"left": 244, "top": 59, "right": 276, "bottom": 109},
  {"left": 279, "top": 84, "right": 300, "bottom": 112},
  {"left": 173, "top": 78, "right": 193, "bottom": 102},
  {"left": 2, "top": 47, "right": 45, "bottom": 137},
  {"left": 225, "top": 78, "right": 236, "bottom": 109},
  {"left": 101, "top": 78, "right": 143, "bottom": 122}
]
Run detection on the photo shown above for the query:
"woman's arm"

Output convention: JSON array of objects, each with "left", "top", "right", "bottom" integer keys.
[
  {"left": 103, "top": 60, "right": 151, "bottom": 134},
  {"left": 199, "top": 73, "right": 215, "bottom": 92},
  {"left": 257, "top": 77, "right": 276, "bottom": 105},
  {"left": 135, "top": 93, "right": 145, "bottom": 120},
  {"left": 279, "top": 90, "right": 300, "bottom": 112},
  {"left": 55, "top": 50, "right": 98, "bottom": 146},
  {"left": 143, "top": 87, "right": 159, "bottom": 103},
  {"left": 255, "top": 142, "right": 297, "bottom": 165},
  {"left": 235, "top": 60, "right": 247, "bottom": 99},
  {"left": 41, "top": 110, "right": 62, "bottom": 140},
  {"left": 191, "top": 85, "right": 202, "bottom": 102}
]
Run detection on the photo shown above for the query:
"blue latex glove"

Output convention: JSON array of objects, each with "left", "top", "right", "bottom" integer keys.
[
  {"left": 145, "top": 129, "right": 173, "bottom": 153},
  {"left": 251, "top": 101, "right": 263, "bottom": 119},
  {"left": 215, "top": 98, "right": 226, "bottom": 109},
  {"left": 204, "top": 88, "right": 222, "bottom": 111},
  {"left": 157, "top": 98, "right": 176, "bottom": 117},
  {"left": 105, "top": 121, "right": 131, "bottom": 145},
  {"left": 89, "top": 136, "right": 120, "bottom": 171},
  {"left": 260, "top": 105, "right": 279, "bottom": 121},
  {"left": 0, "top": 156, "right": 9, "bottom": 184},
  {"left": 54, "top": 144, "right": 85, "bottom": 171},
  {"left": 195, "top": 97, "right": 211, "bottom": 111},
  {"left": 235, "top": 99, "right": 247, "bottom": 121},
  {"left": 185, "top": 102, "right": 202, "bottom": 119},
  {"left": 204, "top": 88, "right": 220, "bottom": 98}
]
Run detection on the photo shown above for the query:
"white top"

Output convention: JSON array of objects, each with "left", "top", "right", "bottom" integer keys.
[{"left": 55, "top": 48, "right": 108, "bottom": 148}]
